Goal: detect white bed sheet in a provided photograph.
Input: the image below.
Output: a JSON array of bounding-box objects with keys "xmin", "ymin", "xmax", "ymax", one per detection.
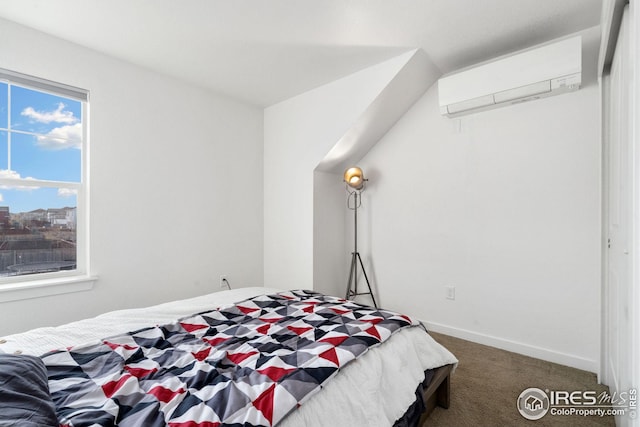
[{"xmin": 0, "ymin": 287, "xmax": 458, "ymax": 427}]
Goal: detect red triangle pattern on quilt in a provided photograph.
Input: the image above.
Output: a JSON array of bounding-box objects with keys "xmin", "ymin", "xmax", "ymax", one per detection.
[
  {"xmin": 180, "ymin": 322, "xmax": 209, "ymax": 333},
  {"xmin": 203, "ymin": 336, "xmax": 229, "ymax": 346},
  {"xmin": 319, "ymin": 347, "xmax": 339, "ymax": 366},
  {"xmin": 124, "ymin": 366, "xmax": 157, "ymax": 378},
  {"xmin": 192, "ymin": 348, "xmax": 212, "ymax": 361},
  {"xmin": 253, "ymin": 383, "xmax": 275, "ymax": 424},
  {"xmin": 237, "ymin": 305, "xmax": 260, "ymax": 314},
  {"xmin": 227, "ymin": 351, "xmax": 258, "ymax": 365},
  {"xmin": 258, "ymin": 366, "xmax": 296, "ymax": 382},
  {"xmin": 149, "ymin": 385, "xmax": 186, "ymax": 403},
  {"xmin": 101, "ymin": 374, "xmax": 133, "ymax": 398},
  {"xmin": 103, "ymin": 341, "xmax": 138, "ymax": 351},
  {"xmin": 365, "ymin": 326, "xmax": 381, "ymax": 340}
]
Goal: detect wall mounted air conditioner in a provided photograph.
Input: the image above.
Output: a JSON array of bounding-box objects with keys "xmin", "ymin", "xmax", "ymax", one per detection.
[{"xmin": 438, "ymin": 36, "xmax": 582, "ymax": 117}]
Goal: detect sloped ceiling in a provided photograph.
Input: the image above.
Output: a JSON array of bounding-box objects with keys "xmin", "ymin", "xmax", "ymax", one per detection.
[
  {"xmin": 317, "ymin": 49, "xmax": 440, "ymax": 173},
  {"xmin": 0, "ymin": 0, "xmax": 602, "ymax": 107}
]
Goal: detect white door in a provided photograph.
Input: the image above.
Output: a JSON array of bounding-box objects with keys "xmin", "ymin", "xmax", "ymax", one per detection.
[{"xmin": 603, "ymin": 6, "xmax": 634, "ymax": 424}]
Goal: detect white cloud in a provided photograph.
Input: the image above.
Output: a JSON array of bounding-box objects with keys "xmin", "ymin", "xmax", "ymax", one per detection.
[
  {"xmin": 36, "ymin": 122, "xmax": 82, "ymax": 150},
  {"xmin": 21, "ymin": 102, "xmax": 78, "ymax": 124},
  {"xmin": 0, "ymin": 169, "xmax": 32, "ymax": 180},
  {"xmin": 0, "ymin": 169, "xmax": 38, "ymax": 191},
  {"xmin": 57, "ymin": 188, "xmax": 77, "ymax": 198},
  {"xmin": 0, "ymin": 193, "xmax": 4, "ymax": 202}
]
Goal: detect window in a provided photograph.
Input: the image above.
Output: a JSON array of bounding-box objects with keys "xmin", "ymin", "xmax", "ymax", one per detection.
[{"xmin": 0, "ymin": 68, "xmax": 88, "ymax": 286}]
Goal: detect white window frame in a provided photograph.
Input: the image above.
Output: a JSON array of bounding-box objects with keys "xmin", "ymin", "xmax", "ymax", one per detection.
[{"xmin": 0, "ymin": 68, "xmax": 95, "ymax": 302}]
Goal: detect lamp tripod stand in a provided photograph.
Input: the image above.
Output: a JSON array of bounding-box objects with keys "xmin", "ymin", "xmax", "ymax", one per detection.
[{"xmin": 345, "ymin": 189, "xmax": 378, "ymax": 308}]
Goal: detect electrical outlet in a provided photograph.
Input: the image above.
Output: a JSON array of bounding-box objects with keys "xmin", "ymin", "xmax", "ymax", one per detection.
[
  {"xmin": 445, "ymin": 286, "xmax": 455, "ymax": 300},
  {"xmin": 220, "ymin": 275, "xmax": 228, "ymax": 288}
]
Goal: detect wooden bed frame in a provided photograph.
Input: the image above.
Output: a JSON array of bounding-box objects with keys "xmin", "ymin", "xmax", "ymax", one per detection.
[{"xmin": 419, "ymin": 363, "xmax": 454, "ymax": 425}]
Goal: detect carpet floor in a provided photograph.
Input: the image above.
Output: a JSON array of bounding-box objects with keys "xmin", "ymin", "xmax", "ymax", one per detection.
[{"xmin": 426, "ymin": 332, "xmax": 615, "ymax": 427}]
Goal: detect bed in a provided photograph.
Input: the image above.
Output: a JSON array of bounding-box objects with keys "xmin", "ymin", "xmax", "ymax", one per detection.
[{"xmin": 0, "ymin": 287, "xmax": 457, "ymax": 427}]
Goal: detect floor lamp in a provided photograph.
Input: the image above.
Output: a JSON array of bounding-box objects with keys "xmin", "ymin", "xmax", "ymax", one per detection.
[{"xmin": 344, "ymin": 166, "xmax": 378, "ymax": 308}]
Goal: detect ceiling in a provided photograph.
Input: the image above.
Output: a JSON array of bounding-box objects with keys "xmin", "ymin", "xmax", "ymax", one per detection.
[{"xmin": 0, "ymin": 0, "xmax": 603, "ymax": 107}]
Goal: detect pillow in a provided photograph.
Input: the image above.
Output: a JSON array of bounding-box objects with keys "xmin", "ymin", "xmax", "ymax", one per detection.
[{"xmin": 0, "ymin": 354, "xmax": 58, "ymax": 427}]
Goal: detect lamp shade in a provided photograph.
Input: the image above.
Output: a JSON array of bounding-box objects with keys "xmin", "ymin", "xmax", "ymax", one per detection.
[{"xmin": 344, "ymin": 166, "xmax": 365, "ymax": 190}]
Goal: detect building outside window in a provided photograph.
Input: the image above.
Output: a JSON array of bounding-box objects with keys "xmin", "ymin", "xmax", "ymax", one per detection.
[{"xmin": 0, "ymin": 68, "xmax": 88, "ymax": 282}]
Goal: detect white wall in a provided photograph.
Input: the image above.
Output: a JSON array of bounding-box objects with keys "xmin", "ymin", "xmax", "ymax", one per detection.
[
  {"xmin": 263, "ymin": 52, "xmax": 422, "ymax": 290},
  {"xmin": 351, "ymin": 62, "xmax": 601, "ymax": 371},
  {"xmin": 0, "ymin": 18, "xmax": 264, "ymax": 336},
  {"xmin": 313, "ymin": 170, "xmax": 347, "ymax": 298}
]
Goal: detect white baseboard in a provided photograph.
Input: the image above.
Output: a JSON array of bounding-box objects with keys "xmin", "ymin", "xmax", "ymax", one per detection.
[{"xmin": 424, "ymin": 321, "xmax": 598, "ymax": 373}]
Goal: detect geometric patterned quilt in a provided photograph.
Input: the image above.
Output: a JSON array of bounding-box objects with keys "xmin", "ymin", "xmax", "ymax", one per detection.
[{"xmin": 42, "ymin": 290, "xmax": 422, "ymax": 427}]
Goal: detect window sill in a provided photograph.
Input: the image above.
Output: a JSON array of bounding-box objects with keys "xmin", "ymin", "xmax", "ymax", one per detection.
[{"xmin": 0, "ymin": 275, "xmax": 97, "ymax": 303}]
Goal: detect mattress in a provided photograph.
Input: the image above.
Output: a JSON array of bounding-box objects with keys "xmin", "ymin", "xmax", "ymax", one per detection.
[{"xmin": 0, "ymin": 287, "xmax": 457, "ymax": 426}]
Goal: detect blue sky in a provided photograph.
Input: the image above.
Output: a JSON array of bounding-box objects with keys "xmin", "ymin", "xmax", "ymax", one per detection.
[{"xmin": 0, "ymin": 82, "xmax": 81, "ymax": 213}]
